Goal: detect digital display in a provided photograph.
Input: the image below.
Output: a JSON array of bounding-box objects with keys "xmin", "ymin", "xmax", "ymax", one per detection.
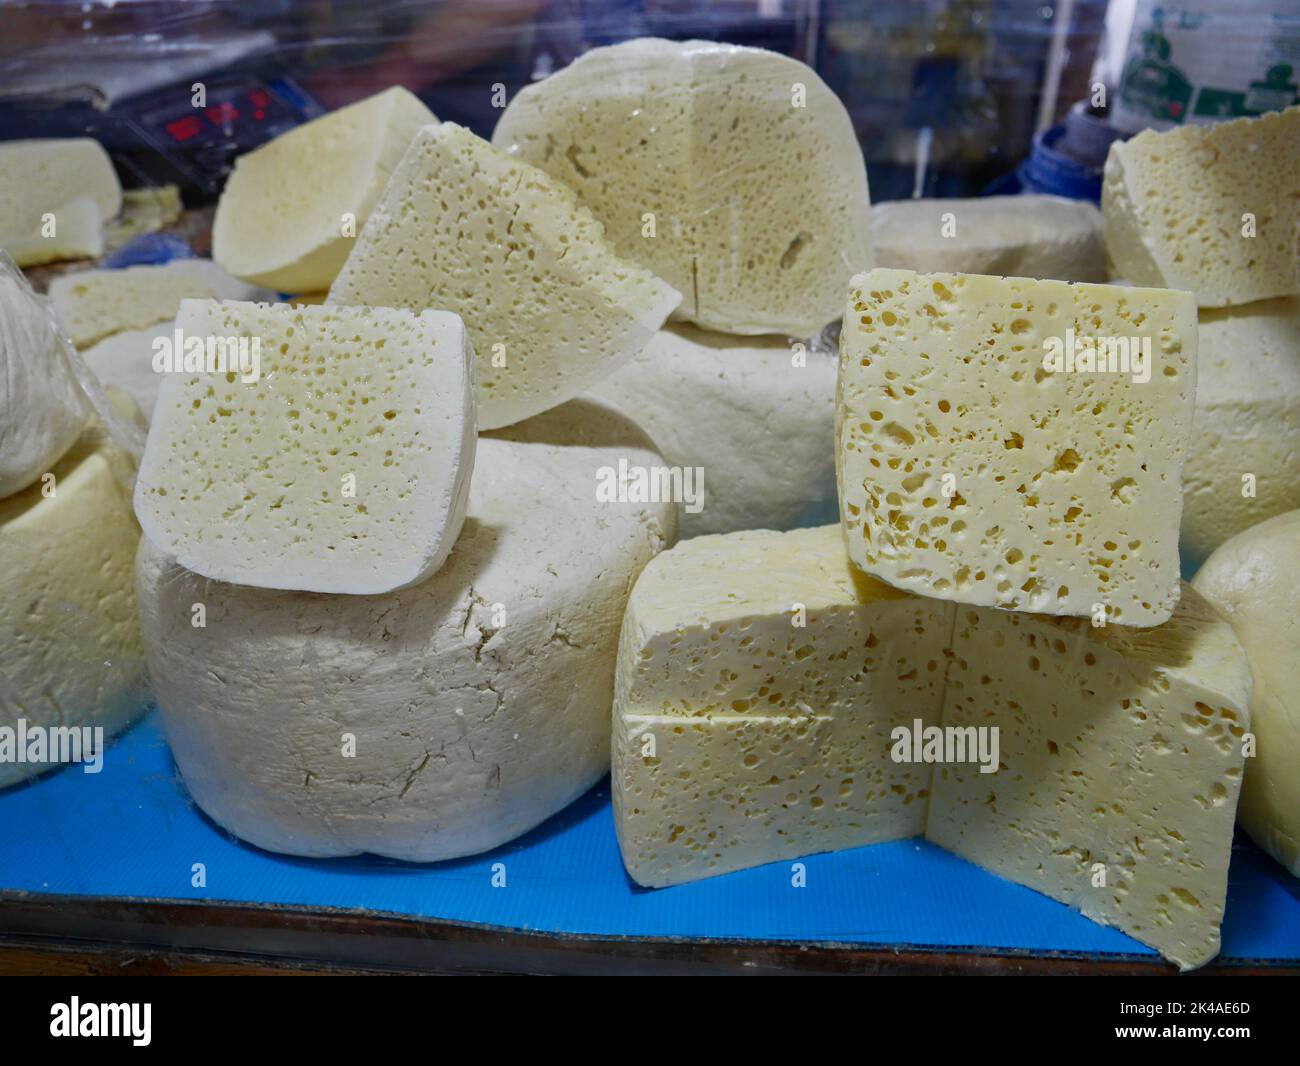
[{"xmin": 161, "ymin": 88, "xmax": 277, "ymax": 144}]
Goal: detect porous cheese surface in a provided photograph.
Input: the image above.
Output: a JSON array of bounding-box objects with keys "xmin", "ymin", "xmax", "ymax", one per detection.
[
  {"xmin": 613, "ymin": 525, "xmax": 952, "ymax": 887},
  {"xmin": 1193, "ymin": 509, "xmax": 1300, "ymax": 877},
  {"xmin": 0, "ymin": 431, "xmax": 146, "ymax": 787},
  {"xmin": 50, "ymin": 260, "xmax": 270, "ymax": 348},
  {"xmin": 871, "ymin": 195, "xmax": 1106, "ymax": 283},
  {"xmin": 492, "ymin": 38, "xmax": 870, "ymax": 337},
  {"xmin": 329, "ymin": 122, "xmax": 679, "ymax": 430},
  {"xmin": 212, "ymin": 87, "xmax": 436, "ymax": 293},
  {"xmin": 134, "ymin": 299, "xmax": 476, "ymax": 595},
  {"xmin": 586, "ymin": 323, "xmax": 837, "ymax": 537},
  {"xmin": 1102, "ymin": 106, "xmax": 1300, "ymax": 307},
  {"xmin": 929, "ymin": 585, "xmax": 1252, "ymax": 971},
  {"xmin": 838, "ymin": 267, "xmax": 1196, "ymax": 626},
  {"xmin": 1181, "ymin": 297, "xmax": 1300, "ymax": 564},
  {"xmin": 136, "ymin": 399, "xmax": 675, "ymax": 861},
  {"xmin": 0, "ymin": 139, "xmax": 120, "ymax": 262},
  {"xmin": 0, "ymin": 273, "xmax": 89, "ymax": 497},
  {"xmin": 81, "ymin": 321, "xmax": 177, "ymax": 423}
]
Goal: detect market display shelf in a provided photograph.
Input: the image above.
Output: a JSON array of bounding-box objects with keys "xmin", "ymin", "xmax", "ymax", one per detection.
[{"xmin": 1, "ymin": 713, "xmax": 1297, "ymax": 974}]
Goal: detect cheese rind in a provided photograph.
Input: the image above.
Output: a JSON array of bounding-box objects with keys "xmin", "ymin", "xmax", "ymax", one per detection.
[
  {"xmin": 613, "ymin": 525, "xmax": 951, "ymax": 887},
  {"xmin": 133, "ymin": 300, "xmax": 476, "ymax": 595},
  {"xmin": 493, "ymin": 38, "xmax": 870, "ymax": 337},
  {"xmin": 330, "ymin": 122, "xmax": 680, "ymax": 429},
  {"xmin": 586, "ymin": 323, "xmax": 837, "ymax": 536},
  {"xmin": 1181, "ymin": 298, "xmax": 1300, "ymax": 564},
  {"xmin": 871, "ymin": 196, "xmax": 1106, "ymax": 283},
  {"xmin": 136, "ymin": 399, "xmax": 675, "ymax": 861},
  {"xmin": 0, "ymin": 139, "xmax": 120, "ymax": 263},
  {"xmin": 837, "ymin": 268, "xmax": 1196, "ymax": 625},
  {"xmin": 927, "ymin": 584, "xmax": 1252, "ymax": 971},
  {"xmin": 1102, "ymin": 107, "xmax": 1300, "ymax": 307},
  {"xmin": 1193, "ymin": 509, "xmax": 1300, "ymax": 877},
  {"xmin": 213, "ymin": 88, "xmax": 437, "ymax": 293},
  {"xmin": 0, "ymin": 431, "xmax": 146, "ymax": 787}
]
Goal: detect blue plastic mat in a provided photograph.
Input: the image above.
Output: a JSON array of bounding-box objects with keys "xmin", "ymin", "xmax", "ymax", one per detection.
[{"xmin": 2, "ymin": 712, "xmax": 1298, "ymax": 963}]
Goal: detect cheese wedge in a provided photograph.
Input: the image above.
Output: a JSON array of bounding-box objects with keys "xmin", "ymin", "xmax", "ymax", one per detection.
[
  {"xmin": 0, "ymin": 139, "xmax": 120, "ymax": 263},
  {"xmin": 493, "ymin": 38, "xmax": 870, "ymax": 337},
  {"xmin": 136, "ymin": 399, "xmax": 676, "ymax": 861},
  {"xmin": 1194, "ymin": 509, "xmax": 1300, "ymax": 878},
  {"xmin": 837, "ymin": 268, "xmax": 1196, "ymax": 626},
  {"xmin": 1102, "ymin": 106, "xmax": 1300, "ymax": 307},
  {"xmin": 330, "ymin": 122, "xmax": 680, "ymax": 429},
  {"xmin": 133, "ymin": 300, "xmax": 476, "ymax": 595},
  {"xmin": 213, "ymin": 87, "xmax": 437, "ymax": 292},
  {"xmin": 2, "ymin": 198, "xmax": 103, "ymax": 267}
]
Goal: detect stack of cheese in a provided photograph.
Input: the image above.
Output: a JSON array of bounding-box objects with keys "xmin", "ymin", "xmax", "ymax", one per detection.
[{"xmin": 0, "ymin": 258, "xmax": 147, "ymax": 787}]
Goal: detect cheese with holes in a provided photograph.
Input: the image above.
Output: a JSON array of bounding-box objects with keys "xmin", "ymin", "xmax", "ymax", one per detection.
[
  {"xmin": 1102, "ymin": 107, "xmax": 1300, "ymax": 307},
  {"xmin": 871, "ymin": 196, "xmax": 1106, "ymax": 283},
  {"xmin": 612, "ymin": 525, "xmax": 950, "ymax": 887},
  {"xmin": 0, "ymin": 140, "xmax": 120, "ymax": 265},
  {"xmin": 1181, "ymin": 298, "xmax": 1300, "ymax": 564},
  {"xmin": 1193, "ymin": 509, "xmax": 1300, "ymax": 878},
  {"xmin": 133, "ymin": 300, "xmax": 476, "ymax": 595},
  {"xmin": 51, "ymin": 260, "xmax": 269, "ymax": 348},
  {"xmin": 837, "ymin": 268, "xmax": 1196, "ymax": 626},
  {"xmin": 136, "ymin": 399, "xmax": 675, "ymax": 860},
  {"xmin": 81, "ymin": 321, "xmax": 176, "ymax": 423},
  {"xmin": 213, "ymin": 88, "xmax": 437, "ymax": 293},
  {"xmin": 0, "ymin": 272, "xmax": 90, "ymax": 497},
  {"xmin": 0, "ymin": 430, "xmax": 146, "ymax": 787},
  {"xmin": 586, "ymin": 323, "xmax": 837, "ymax": 536},
  {"xmin": 929, "ymin": 585, "xmax": 1252, "ymax": 971},
  {"xmin": 330, "ymin": 122, "xmax": 679, "ymax": 430},
  {"xmin": 492, "ymin": 38, "xmax": 870, "ymax": 337}
]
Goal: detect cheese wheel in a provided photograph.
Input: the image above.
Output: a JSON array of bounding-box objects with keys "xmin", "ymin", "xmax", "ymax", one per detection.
[
  {"xmin": 0, "ymin": 430, "xmax": 146, "ymax": 787},
  {"xmin": 136, "ymin": 399, "xmax": 676, "ymax": 861},
  {"xmin": 1193, "ymin": 509, "xmax": 1300, "ymax": 877}
]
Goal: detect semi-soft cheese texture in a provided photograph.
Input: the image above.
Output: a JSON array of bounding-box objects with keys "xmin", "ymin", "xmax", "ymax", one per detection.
[
  {"xmin": 50, "ymin": 260, "xmax": 270, "ymax": 348},
  {"xmin": 1181, "ymin": 297, "xmax": 1300, "ymax": 564},
  {"xmin": 613, "ymin": 525, "xmax": 950, "ymax": 887},
  {"xmin": 0, "ymin": 272, "xmax": 89, "ymax": 497},
  {"xmin": 0, "ymin": 139, "xmax": 120, "ymax": 265},
  {"xmin": 586, "ymin": 323, "xmax": 837, "ymax": 536},
  {"xmin": 492, "ymin": 38, "xmax": 870, "ymax": 337},
  {"xmin": 1, "ymin": 198, "xmax": 104, "ymax": 267},
  {"xmin": 1102, "ymin": 106, "xmax": 1300, "ymax": 307},
  {"xmin": 213, "ymin": 87, "xmax": 436, "ymax": 293},
  {"xmin": 136, "ymin": 399, "xmax": 675, "ymax": 861},
  {"xmin": 871, "ymin": 195, "xmax": 1106, "ymax": 283},
  {"xmin": 330, "ymin": 122, "xmax": 680, "ymax": 430},
  {"xmin": 134, "ymin": 300, "xmax": 476, "ymax": 595},
  {"xmin": 80, "ymin": 321, "xmax": 176, "ymax": 423},
  {"xmin": 0, "ymin": 429, "xmax": 147, "ymax": 788},
  {"xmin": 838, "ymin": 268, "xmax": 1196, "ymax": 625},
  {"xmin": 1193, "ymin": 509, "xmax": 1300, "ymax": 877},
  {"xmin": 929, "ymin": 585, "xmax": 1252, "ymax": 971}
]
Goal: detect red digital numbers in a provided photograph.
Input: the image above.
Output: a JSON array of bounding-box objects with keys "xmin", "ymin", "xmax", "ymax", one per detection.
[{"xmin": 165, "ymin": 114, "xmax": 203, "ymax": 142}]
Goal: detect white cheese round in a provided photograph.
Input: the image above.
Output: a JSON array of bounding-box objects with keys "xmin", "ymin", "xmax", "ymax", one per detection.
[{"xmin": 136, "ymin": 399, "xmax": 676, "ymax": 861}]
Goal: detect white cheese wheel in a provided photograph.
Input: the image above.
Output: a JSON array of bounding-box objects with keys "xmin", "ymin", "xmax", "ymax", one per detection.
[
  {"xmin": 0, "ymin": 139, "xmax": 120, "ymax": 263},
  {"xmin": 213, "ymin": 88, "xmax": 437, "ymax": 293},
  {"xmin": 586, "ymin": 322, "xmax": 837, "ymax": 536},
  {"xmin": 1181, "ymin": 297, "xmax": 1300, "ymax": 564},
  {"xmin": 0, "ymin": 430, "xmax": 146, "ymax": 788},
  {"xmin": 492, "ymin": 38, "xmax": 870, "ymax": 337},
  {"xmin": 1193, "ymin": 509, "xmax": 1300, "ymax": 878},
  {"xmin": 870, "ymin": 195, "xmax": 1106, "ymax": 282},
  {"xmin": 136, "ymin": 399, "xmax": 676, "ymax": 861}
]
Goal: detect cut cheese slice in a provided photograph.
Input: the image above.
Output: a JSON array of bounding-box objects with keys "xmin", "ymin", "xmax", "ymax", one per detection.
[
  {"xmin": 0, "ymin": 139, "xmax": 120, "ymax": 263},
  {"xmin": 2, "ymin": 198, "xmax": 103, "ymax": 267},
  {"xmin": 928, "ymin": 584, "xmax": 1252, "ymax": 971},
  {"xmin": 50, "ymin": 260, "xmax": 270, "ymax": 348},
  {"xmin": 0, "ymin": 430, "xmax": 146, "ymax": 787},
  {"xmin": 586, "ymin": 323, "xmax": 837, "ymax": 536},
  {"xmin": 493, "ymin": 38, "xmax": 870, "ymax": 337},
  {"xmin": 838, "ymin": 268, "xmax": 1196, "ymax": 626},
  {"xmin": 1181, "ymin": 297, "xmax": 1300, "ymax": 564},
  {"xmin": 330, "ymin": 122, "xmax": 680, "ymax": 430},
  {"xmin": 80, "ymin": 321, "xmax": 176, "ymax": 423},
  {"xmin": 136, "ymin": 398, "xmax": 676, "ymax": 861},
  {"xmin": 613, "ymin": 525, "xmax": 951, "ymax": 887},
  {"xmin": 133, "ymin": 300, "xmax": 476, "ymax": 595},
  {"xmin": 213, "ymin": 87, "xmax": 437, "ymax": 292},
  {"xmin": 1193, "ymin": 509, "xmax": 1300, "ymax": 878},
  {"xmin": 1102, "ymin": 106, "xmax": 1300, "ymax": 307},
  {"xmin": 871, "ymin": 195, "xmax": 1106, "ymax": 283}
]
